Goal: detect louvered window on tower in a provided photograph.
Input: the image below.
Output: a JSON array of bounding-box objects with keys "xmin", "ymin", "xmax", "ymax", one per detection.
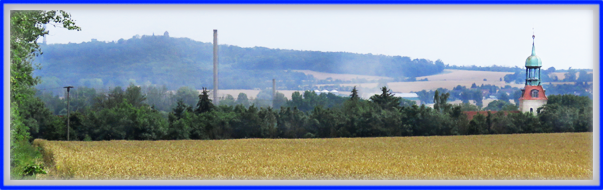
[{"xmin": 531, "ymin": 89, "xmax": 539, "ymax": 98}]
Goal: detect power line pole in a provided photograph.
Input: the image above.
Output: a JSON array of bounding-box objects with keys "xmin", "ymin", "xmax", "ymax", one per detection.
[{"xmin": 64, "ymin": 86, "xmax": 74, "ymax": 141}]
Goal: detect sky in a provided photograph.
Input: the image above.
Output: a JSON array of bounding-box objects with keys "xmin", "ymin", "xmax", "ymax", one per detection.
[{"xmin": 21, "ymin": 4, "xmax": 596, "ymax": 70}]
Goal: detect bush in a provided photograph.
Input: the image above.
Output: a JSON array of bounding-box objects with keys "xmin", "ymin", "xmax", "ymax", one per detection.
[{"xmin": 11, "ymin": 139, "xmax": 44, "ymax": 179}]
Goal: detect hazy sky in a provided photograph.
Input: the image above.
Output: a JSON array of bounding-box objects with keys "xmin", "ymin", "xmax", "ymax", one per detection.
[{"xmin": 19, "ymin": 4, "xmax": 596, "ymax": 70}]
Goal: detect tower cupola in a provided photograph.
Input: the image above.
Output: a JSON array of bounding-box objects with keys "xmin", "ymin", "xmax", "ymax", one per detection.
[{"xmin": 524, "ymin": 34, "xmax": 542, "ymax": 86}]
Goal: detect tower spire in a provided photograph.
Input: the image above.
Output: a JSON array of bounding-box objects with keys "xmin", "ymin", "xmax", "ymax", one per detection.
[{"xmin": 531, "ymin": 31, "xmax": 536, "ymax": 56}]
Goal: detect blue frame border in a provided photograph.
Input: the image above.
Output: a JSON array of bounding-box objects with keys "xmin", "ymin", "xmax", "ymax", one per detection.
[{"xmin": 2, "ymin": 0, "xmax": 601, "ymax": 189}]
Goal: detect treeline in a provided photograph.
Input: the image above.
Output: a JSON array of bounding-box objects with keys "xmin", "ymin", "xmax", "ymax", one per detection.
[
  {"xmin": 34, "ymin": 35, "xmax": 445, "ymax": 92},
  {"xmin": 25, "ymin": 84, "xmax": 592, "ymax": 141},
  {"xmin": 413, "ymin": 84, "xmax": 521, "ymax": 108},
  {"xmin": 504, "ymin": 67, "xmax": 593, "ymax": 84}
]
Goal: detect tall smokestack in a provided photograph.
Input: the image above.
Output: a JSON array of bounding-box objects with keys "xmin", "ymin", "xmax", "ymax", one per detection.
[
  {"xmin": 213, "ymin": 29, "xmax": 218, "ymax": 105},
  {"xmin": 272, "ymin": 79, "xmax": 276, "ymax": 107}
]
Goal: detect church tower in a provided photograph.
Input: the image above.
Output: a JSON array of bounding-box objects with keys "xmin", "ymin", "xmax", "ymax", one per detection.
[{"xmin": 519, "ymin": 34, "xmax": 547, "ymax": 114}]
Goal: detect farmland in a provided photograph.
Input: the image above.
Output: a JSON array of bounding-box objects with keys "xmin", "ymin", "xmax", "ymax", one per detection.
[
  {"xmin": 211, "ymin": 69, "xmax": 525, "ymax": 101},
  {"xmin": 34, "ymin": 132, "xmax": 592, "ymax": 180},
  {"xmin": 550, "ymin": 71, "xmax": 593, "ymax": 81},
  {"xmin": 292, "ymin": 70, "xmax": 393, "ymax": 81},
  {"xmin": 207, "ymin": 70, "xmax": 589, "ymax": 101}
]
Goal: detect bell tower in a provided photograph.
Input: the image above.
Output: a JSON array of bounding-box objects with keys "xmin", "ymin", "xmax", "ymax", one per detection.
[{"xmin": 519, "ymin": 33, "xmax": 547, "ymax": 114}]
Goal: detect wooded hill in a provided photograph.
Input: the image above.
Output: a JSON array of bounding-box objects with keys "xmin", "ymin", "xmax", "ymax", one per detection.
[{"xmin": 34, "ymin": 34, "xmax": 445, "ymax": 93}]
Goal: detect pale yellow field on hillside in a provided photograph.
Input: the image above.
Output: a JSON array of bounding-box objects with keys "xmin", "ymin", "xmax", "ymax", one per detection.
[
  {"xmin": 320, "ymin": 81, "xmax": 524, "ymax": 96},
  {"xmin": 34, "ymin": 132, "xmax": 592, "ymax": 180},
  {"xmin": 416, "ymin": 69, "xmax": 513, "ymax": 82},
  {"xmin": 203, "ymin": 69, "xmax": 588, "ymax": 105},
  {"xmin": 550, "ymin": 71, "xmax": 593, "ymax": 81},
  {"xmin": 313, "ymin": 69, "xmax": 524, "ymax": 95},
  {"xmin": 292, "ymin": 70, "xmax": 393, "ymax": 81}
]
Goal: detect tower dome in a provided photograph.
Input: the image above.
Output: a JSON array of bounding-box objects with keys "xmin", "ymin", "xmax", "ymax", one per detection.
[{"xmin": 525, "ymin": 35, "xmax": 542, "ymax": 67}]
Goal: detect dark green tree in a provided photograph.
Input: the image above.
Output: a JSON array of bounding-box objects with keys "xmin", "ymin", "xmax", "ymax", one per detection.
[
  {"xmin": 350, "ymin": 86, "xmax": 360, "ymax": 101},
  {"xmin": 195, "ymin": 87, "xmax": 214, "ymax": 114},
  {"xmin": 369, "ymin": 86, "xmax": 401, "ymax": 110},
  {"xmin": 433, "ymin": 90, "xmax": 451, "ymax": 113}
]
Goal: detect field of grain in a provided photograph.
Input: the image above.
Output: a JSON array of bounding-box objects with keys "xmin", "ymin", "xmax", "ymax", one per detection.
[
  {"xmin": 206, "ymin": 70, "xmax": 591, "ymax": 102},
  {"xmin": 416, "ymin": 69, "xmax": 513, "ymax": 82},
  {"xmin": 321, "ymin": 81, "xmax": 524, "ymax": 98},
  {"xmin": 550, "ymin": 71, "xmax": 593, "ymax": 81},
  {"xmin": 33, "ymin": 132, "xmax": 592, "ymax": 180}
]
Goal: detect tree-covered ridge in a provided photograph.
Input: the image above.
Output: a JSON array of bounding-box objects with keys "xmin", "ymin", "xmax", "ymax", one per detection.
[{"xmin": 34, "ymin": 35, "xmax": 445, "ymax": 91}]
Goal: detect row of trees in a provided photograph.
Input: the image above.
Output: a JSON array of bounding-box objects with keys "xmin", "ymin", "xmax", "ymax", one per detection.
[
  {"xmin": 26, "ymin": 83, "xmax": 593, "ymax": 142},
  {"xmin": 504, "ymin": 67, "xmax": 593, "ymax": 84}
]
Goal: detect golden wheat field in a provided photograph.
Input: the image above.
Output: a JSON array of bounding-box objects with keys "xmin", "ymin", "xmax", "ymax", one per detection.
[{"xmin": 33, "ymin": 132, "xmax": 592, "ymax": 180}]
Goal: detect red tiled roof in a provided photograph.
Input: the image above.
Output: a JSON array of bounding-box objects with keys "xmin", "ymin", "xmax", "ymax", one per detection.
[{"xmin": 520, "ymin": 85, "xmax": 548, "ymax": 101}]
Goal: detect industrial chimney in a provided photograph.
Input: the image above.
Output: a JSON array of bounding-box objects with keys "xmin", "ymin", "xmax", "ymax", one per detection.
[
  {"xmin": 213, "ymin": 29, "xmax": 219, "ymax": 105},
  {"xmin": 272, "ymin": 79, "xmax": 276, "ymax": 107}
]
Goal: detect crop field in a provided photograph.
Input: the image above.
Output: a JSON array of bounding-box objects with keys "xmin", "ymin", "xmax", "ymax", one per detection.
[
  {"xmin": 314, "ymin": 69, "xmax": 524, "ymax": 95},
  {"xmin": 416, "ymin": 69, "xmax": 513, "ymax": 82},
  {"xmin": 320, "ymin": 81, "xmax": 524, "ymax": 97},
  {"xmin": 292, "ymin": 70, "xmax": 393, "ymax": 81},
  {"xmin": 550, "ymin": 71, "xmax": 593, "ymax": 81},
  {"xmin": 33, "ymin": 132, "xmax": 592, "ymax": 180}
]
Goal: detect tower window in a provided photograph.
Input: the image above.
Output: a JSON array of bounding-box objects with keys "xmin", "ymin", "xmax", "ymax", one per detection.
[
  {"xmin": 531, "ymin": 89, "xmax": 539, "ymax": 98},
  {"xmin": 530, "ymin": 108, "xmax": 533, "ymax": 113}
]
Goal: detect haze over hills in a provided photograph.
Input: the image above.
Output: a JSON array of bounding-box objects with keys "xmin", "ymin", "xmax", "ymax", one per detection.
[{"xmin": 34, "ymin": 34, "xmax": 446, "ymax": 94}]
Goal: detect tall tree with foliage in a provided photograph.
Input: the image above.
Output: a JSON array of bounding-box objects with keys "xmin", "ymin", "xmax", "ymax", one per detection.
[
  {"xmin": 370, "ymin": 86, "xmax": 401, "ymax": 110},
  {"xmin": 350, "ymin": 86, "xmax": 360, "ymax": 101},
  {"xmin": 195, "ymin": 87, "xmax": 214, "ymax": 114},
  {"xmin": 10, "ymin": 10, "xmax": 80, "ymax": 178},
  {"xmin": 433, "ymin": 90, "xmax": 451, "ymax": 113}
]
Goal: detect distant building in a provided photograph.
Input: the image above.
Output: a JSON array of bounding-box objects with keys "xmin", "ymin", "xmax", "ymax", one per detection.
[
  {"xmin": 481, "ymin": 89, "xmax": 489, "ymax": 97},
  {"xmin": 519, "ymin": 34, "xmax": 547, "ymax": 115},
  {"xmin": 464, "ymin": 33, "xmax": 545, "ymax": 120},
  {"xmin": 164, "ymin": 31, "xmax": 169, "ymax": 37}
]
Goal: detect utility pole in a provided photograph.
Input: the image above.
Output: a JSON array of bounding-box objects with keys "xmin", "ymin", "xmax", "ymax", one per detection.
[{"xmin": 64, "ymin": 86, "xmax": 74, "ymax": 141}]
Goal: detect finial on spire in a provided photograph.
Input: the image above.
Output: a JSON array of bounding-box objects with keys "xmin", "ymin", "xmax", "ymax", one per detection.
[{"xmin": 531, "ymin": 29, "xmax": 536, "ymax": 56}]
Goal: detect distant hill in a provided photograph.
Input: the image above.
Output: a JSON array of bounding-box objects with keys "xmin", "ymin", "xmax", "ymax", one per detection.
[{"xmin": 34, "ymin": 35, "xmax": 445, "ymax": 92}]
